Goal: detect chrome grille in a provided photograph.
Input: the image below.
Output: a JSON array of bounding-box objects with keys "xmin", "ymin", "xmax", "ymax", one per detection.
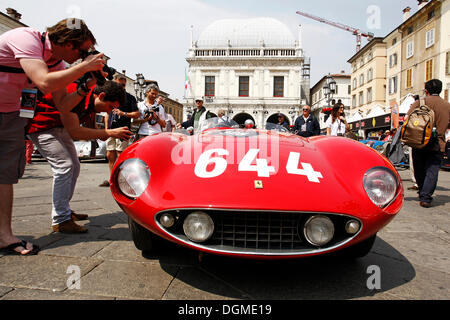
[
  {"xmin": 210, "ymin": 211, "xmax": 303, "ymax": 250},
  {"xmin": 155, "ymin": 209, "xmax": 362, "ymax": 255}
]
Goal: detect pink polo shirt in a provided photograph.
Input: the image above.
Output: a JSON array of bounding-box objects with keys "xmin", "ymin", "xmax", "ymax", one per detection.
[{"xmin": 0, "ymin": 27, "xmax": 66, "ymax": 112}]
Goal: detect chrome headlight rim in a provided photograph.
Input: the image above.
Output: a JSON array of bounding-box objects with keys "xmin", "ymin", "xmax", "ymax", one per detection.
[
  {"xmin": 182, "ymin": 211, "xmax": 215, "ymax": 243},
  {"xmin": 303, "ymin": 215, "xmax": 335, "ymax": 247},
  {"xmin": 116, "ymin": 158, "xmax": 150, "ymax": 200},
  {"xmin": 363, "ymin": 166, "xmax": 398, "ymax": 208}
]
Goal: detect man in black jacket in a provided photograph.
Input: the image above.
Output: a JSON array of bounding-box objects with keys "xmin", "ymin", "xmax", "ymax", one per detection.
[{"xmin": 293, "ymin": 105, "xmax": 320, "ymax": 137}]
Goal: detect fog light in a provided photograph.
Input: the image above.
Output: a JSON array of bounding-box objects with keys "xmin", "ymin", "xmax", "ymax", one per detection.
[
  {"xmin": 183, "ymin": 211, "xmax": 214, "ymax": 243},
  {"xmin": 303, "ymin": 215, "xmax": 334, "ymax": 247},
  {"xmin": 345, "ymin": 220, "xmax": 360, "ymax": 234},
  {"xmin": 160, "ymin": 213, "xmax": 175, "ymax": 228}
]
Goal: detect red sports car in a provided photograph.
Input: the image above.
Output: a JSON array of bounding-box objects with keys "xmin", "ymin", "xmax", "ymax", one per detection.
[{"xmin": 110, "ymin": 118, "xmax": 403, "ymax": 259}]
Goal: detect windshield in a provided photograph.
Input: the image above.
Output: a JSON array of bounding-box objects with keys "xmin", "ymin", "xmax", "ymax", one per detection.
[
  {"xmin": 174, "ymin": 128, "xmax": 191, "ymax": 135},
  {"xmin": 265, "ymin": 122, "xmax": 289, "ymax": 133},
  {"xmin": 198, "ymin": 117, "xmax": 239, "ymax": 132}
]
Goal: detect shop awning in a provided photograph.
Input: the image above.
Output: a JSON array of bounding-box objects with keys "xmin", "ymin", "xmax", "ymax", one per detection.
[
  {"xmin": 347, "ymin": 112, "xmax": 362, "ymax": 123},
  {"xmin": 399, "ymin": 95, "xmax": 416, "ymax": 114},
  {"xmin": 365, "ymin": 105, "xmax": 387, "ymax": 118}
]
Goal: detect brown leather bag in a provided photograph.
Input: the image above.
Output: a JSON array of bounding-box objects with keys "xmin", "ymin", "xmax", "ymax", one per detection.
[{"xmin": 400, "ymin": 99, "xmax": 435, "ymax": 149}]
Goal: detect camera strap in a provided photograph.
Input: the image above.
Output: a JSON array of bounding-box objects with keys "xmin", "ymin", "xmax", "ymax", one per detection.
[{"xmin": 0, "ymin": 32, "xmax": 62, "ymax": 74}]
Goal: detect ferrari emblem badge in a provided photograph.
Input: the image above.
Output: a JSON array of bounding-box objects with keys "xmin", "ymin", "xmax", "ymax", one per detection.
[{"xmin": 254, "ymin": 180, "xmax": 263, "ymax": 189}]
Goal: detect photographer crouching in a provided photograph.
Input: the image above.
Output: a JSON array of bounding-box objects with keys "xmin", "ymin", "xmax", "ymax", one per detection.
[
  {"xmin": 27, "ymin": 80, "xmax": 131, "ymax": 234},
  {"xmin": 134, "ymin": 84, "xmax": 166, "ymax": 140}
]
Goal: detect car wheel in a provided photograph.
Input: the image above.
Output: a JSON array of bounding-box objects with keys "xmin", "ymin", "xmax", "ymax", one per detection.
[
  {"xmin": 339, "ymin": 234, "xmax": 377, "ymax": 259},
  {"xmin": 128, "ymin": 217, "xmax": 156, "ymax": 253}
]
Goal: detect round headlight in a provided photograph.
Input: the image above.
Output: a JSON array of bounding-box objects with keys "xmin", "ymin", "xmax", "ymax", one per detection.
[
  {"xmin": 183, "ymin": 211, "xmax": 214, "ymax": 243},
  {"xmin": 303, "ymin": 215, "xmax": 335, "ymax": 247},
  {"xmin": 117, "ymin": 159, "xmax": 150, "ymax": 199},
  {"xmin": 363, "ymin": 167, "xmax": 397, "ymax": 207}
]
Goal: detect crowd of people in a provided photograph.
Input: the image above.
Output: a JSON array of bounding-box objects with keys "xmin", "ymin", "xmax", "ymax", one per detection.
[{"xmin": 0, "ymin": 18, "xmax": 448, "ymax": 257}]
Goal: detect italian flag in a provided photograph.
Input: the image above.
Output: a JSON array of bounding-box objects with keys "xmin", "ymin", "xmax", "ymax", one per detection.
[{"xmin": 184, "ymin": 69, "xmax": 188, "ymax": 91}]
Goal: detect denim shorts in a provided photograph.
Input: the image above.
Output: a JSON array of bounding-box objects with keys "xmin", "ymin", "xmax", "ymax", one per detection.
[{"xmin": 0, "ymin": 111, "xmax": 27, "ymax": 184}]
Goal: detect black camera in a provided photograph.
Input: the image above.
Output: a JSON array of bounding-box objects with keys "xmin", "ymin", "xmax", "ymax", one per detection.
[
  {"xmin": 79, "ymin": 50, "xmax": 116, "ymax": 86},
  {"xmin": 144, "ymin": 105, "xmax": 160, "ymax": 125}
]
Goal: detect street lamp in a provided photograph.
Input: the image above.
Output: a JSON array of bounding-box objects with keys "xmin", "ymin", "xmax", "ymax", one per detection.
[
  {"xmin": 329, "ymin": 78, "xmax": 337, "ymax": 94},
  {"xmin": 323, "ymin": 84, "xmax": 330, "ymax": 97},
  {"xmin": 134, "ymin": 73, "xmax": 146, "ymax": 102},
  {"xmin": 323, "ymin": 74, "xmax": 336, "ymax": 106}
]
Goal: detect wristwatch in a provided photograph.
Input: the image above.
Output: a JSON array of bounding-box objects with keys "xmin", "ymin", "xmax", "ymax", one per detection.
[
  {"xmin": 76, "ymin": 86, "xmax": 88, "ymax": 97},
  {"xmin": 77, "ymin": 83, "xmax": 90, "ymax": 96}
]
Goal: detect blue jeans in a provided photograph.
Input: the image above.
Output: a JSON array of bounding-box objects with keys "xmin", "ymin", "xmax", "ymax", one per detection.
[{"xmin": 30, "ymin": 128, "xmax": 80, "ymax": 225}]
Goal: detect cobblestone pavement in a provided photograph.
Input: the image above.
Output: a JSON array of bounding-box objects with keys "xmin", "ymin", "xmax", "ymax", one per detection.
[{"xmin": 0, "ymin": 158, "xmax": 449, "ymax": 300}]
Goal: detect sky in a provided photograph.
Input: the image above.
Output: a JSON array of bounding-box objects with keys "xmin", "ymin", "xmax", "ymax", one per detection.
[{"xmin": 1, "ymin": 0, "xmax": 421, "ymax": 101}]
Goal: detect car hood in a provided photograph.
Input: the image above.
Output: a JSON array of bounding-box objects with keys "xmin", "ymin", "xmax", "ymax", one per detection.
[{"xmin": 115, "ymin": 129, "xmax": 401, "ymax": 219}]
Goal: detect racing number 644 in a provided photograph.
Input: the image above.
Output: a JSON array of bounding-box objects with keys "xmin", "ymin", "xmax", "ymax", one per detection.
[{"xmin": 195, "ymin": 149, "xmax": 323, "ymax": 183}]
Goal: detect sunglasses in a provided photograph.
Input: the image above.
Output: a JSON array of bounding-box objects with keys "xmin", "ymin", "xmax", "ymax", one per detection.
[{"xmin": 302, "ymin": 109, "xmax": 310, "ymax": 111}]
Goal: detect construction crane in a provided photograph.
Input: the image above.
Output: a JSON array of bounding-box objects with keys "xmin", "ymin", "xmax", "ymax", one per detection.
[{"xmin": 296, "ymin": 11, "xmax": 374, "ymax": 52}]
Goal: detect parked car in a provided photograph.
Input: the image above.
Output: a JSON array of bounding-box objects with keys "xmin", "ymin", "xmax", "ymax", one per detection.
[
  {"xmin": 110, "ymin": 118, "xmax": 404, "ymax": 260},
  {"xmin": 360, "ymin": 136, "xmax": 409, "ymax": 168},
  {"xmin": 74, "ymin": 139, "xmax": 107, "ymax": 161},
  {"xmin": 360, "ymin": 137, "xmax": 385, "ymax": 152}
]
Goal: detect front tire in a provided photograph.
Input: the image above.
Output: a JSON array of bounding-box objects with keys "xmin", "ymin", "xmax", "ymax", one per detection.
[
  {"xmin": 128, "ymin": 217, "xmax": 156, "ymax": 253},
  {"xmin": 339, "ymin": 234, "xmax": 376, "ymax": 258}
]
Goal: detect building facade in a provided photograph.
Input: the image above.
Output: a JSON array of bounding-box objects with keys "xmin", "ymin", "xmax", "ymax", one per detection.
[
  {"xmin": 348, "ymin": 38, "xmax": 387, "ymax": 119},
  {"xmin": 310, "ymin": 73, "xmax": 351, "ymax": 128},
  {"xmin": 346, "ymin": 0, "xmax": 450, "ymax": 137},
  {"xmin": 439, "ymin": 0, "xmax": 450, "ymax": 101},
  {"xmin": 400, "ymin": 0, "xmax": 445, "ymax": 99},
  {"xmin": 185, "ymin": 18, "xmax": 309, "ymax": 128},
  {"xmin": 384, "ymin": 28, "xmax": 403, "ymax": 114}
]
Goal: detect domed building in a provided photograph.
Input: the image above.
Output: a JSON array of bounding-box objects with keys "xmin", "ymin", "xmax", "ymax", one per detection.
[{"xmin": 185, "ymin": 17, "xmax": 310, "ymax": 128}]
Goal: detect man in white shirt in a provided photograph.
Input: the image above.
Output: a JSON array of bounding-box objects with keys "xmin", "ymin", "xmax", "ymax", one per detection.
[{"xmin": 135, "ymin": 84, "xmax": 166, "ymax": 139}]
